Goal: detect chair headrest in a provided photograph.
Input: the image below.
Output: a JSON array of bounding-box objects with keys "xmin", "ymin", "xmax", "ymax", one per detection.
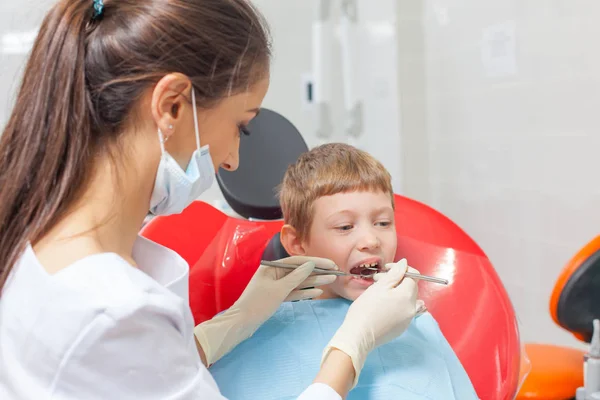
[
  {"xmin": 552, "ymin": 236, "xmax": 600, "ymax": 342},
  {"xmin": 216, "ymin": 108, "xmax": 308, "ymax": 220}
]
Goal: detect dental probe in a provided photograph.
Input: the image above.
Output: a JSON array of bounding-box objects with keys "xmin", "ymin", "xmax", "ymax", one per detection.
[{"xmin": 260, "ymin": 260, "xmax": 449, "ymax": 285}]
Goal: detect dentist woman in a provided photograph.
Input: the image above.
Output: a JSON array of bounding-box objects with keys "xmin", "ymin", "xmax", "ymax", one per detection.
[{"xmin": 0, "ymin": 0, "xmax": 419, "ymax": 399}]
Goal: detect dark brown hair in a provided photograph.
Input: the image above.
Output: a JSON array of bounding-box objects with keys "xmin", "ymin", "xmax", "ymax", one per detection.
[
  {"xmin": 0, "ymin": 0, "xmax": 271, "ymax": 291},
  {"xmin": 278, "ymin": 143, "xmax": 394, "ymax": 242}
]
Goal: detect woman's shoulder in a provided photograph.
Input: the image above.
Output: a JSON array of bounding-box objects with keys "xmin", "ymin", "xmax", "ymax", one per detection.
[
  {"xmin": 0, "ymin": 244, "xmax": 197, "ymax": 399},
  {"xmin": 2, "ymin": 244, "xmax": 190, "ymax": 341},
  {"xmin": 1, "ymin": 258, "xmax": 206, "ymax": 400}
]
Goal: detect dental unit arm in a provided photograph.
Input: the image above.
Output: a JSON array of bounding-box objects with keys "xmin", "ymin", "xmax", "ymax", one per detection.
[
  {"xmin": 517, "ymin": 235, "xmax": 600, "ymax": 400},
  {"xmin": 339, "ymin": 0, "xmax": 363, "ymax": 142},
  {"xmin": 311, "ymin": 0, "xmax": 362, "ymax": 144},
  {"xmin": 576, "ymin": 320, "xmax": 600, "ymax": 400},
  {"xmin": 312, "ymin": 0, "xmax": 333, "ymax": 143}
]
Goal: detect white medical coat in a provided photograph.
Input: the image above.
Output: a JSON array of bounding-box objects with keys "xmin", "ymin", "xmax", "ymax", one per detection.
[{"xmin": 0, "ymin": 236, "xmax": 340, "ymax": 400}]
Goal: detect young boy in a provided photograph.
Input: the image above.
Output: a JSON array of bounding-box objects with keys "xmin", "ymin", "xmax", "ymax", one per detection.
[
  {"xmin": 278, "ymin": 142, "xmax": 413, "ymax": 303},
  {"xmin": 210, "ymin": 143, "xmax": 477, "ymax": 400}
]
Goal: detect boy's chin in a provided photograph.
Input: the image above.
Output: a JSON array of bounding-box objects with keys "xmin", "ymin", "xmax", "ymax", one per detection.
[
  {"xmin": 338, "ymin": 286, "xmax": 369, "ymax": 301},
  {"xmin": 331, "ymin": 277, "xmax": 376, "ymax": 301}
]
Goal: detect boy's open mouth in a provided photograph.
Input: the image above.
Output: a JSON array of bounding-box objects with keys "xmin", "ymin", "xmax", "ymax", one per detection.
[{"xmin": 349, "ymin": 261, "xmax": 382, "ymax": 279}]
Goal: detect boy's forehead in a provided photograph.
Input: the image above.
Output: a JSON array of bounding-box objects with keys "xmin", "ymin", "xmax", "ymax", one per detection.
[{"xmin": 313, "ymin": 190, "xmax": 394, "ymax": 216}]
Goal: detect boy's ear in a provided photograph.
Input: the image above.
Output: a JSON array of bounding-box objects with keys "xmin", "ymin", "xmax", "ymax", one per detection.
[{"xmin": 280, "ymin": 224, "xmax": 307, "ymax": 256}]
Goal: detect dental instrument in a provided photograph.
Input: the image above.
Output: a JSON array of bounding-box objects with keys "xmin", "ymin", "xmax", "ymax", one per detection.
[{"xmin": 261, "ymin": 260, "xmax": 449, "ymax": 285}]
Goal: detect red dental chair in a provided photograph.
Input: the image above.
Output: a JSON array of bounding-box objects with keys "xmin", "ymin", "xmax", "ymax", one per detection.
[
  {"xmin": 140, "ymin": 195, "xmax": 523, "ymax": 400},
  {"xmin": 139, "ymin": 109, "xmax": 523, "ymax": 399}
]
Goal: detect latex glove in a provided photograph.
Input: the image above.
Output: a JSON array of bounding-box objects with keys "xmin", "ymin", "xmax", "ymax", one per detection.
[
  {"xmin": 265, "ymin": 256, "xmax": 340, "ymax": 302},
  {"xmin": 382, "ymin": 262, "xmax": 427, "ymax": 316},
  {"xmin": 415, "ymin": 299, "xmax": 427, "ymax": 316},
  {"xmin": 321, "ymin": 259, "xmax": 418, "ymax": 388},
  {"xmin": 195, "ymin": 256, "xmax": 338, "ymax": 366}
]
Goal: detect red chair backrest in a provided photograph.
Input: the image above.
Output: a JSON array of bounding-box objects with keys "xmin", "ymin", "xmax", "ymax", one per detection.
[{"xmin": 140, "ymin": 194, "xmax": 521, "ymax": 400}]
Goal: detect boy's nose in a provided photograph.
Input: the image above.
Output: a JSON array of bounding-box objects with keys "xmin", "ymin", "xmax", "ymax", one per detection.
[{"xmin": 358, "ymin": 231, "xmax": 381, "ymax": 250}]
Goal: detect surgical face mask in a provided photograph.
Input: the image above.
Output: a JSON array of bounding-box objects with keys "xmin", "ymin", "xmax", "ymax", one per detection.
[{"xmin": 149, "ymin": 89, "xmax": 215, "ymax": 216}]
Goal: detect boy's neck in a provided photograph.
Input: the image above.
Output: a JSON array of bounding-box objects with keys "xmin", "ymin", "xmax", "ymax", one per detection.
[{"xmin": 315, "ymin": 286, "xmax": 341, "ymax": 300}]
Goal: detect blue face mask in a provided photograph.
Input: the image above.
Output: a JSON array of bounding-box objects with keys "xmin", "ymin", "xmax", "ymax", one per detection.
[{"xmin": 149, "ymin": 89, "xmax": 215, "ymax": 216}]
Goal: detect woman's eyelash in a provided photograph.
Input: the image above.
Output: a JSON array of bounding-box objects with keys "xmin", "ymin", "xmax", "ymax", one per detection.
[{"xmin": 239, "ymin": 125, "xmax": 250, "ymax": 136}]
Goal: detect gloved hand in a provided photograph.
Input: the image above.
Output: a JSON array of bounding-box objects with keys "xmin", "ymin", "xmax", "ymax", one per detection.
[
  {"xmin": 321, "ymin": 259, "xmax": 418, "ymax": 387},
  {"xmin": 382, "ymin": 262, "xmax": 427, "ymax": 316},
  {"xmin": 195, "ymin": 256, "xmax": 338, "ymax": 366},
  {"xmin": 415, "ymin": 299, "xmax": 427, "ymax": 316}
]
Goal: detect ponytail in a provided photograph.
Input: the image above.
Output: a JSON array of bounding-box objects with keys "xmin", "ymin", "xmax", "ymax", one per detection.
[{"xmin": 0, "ymin": 0, "xmax": 94, "ymax": 290}]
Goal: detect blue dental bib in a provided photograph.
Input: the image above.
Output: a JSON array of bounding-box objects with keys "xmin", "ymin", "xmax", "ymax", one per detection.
[{"xmin": 210, "ymin": 298, "xmax": 477, "ymax": 400}]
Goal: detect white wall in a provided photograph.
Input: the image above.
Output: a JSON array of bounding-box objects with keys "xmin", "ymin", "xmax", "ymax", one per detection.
[
  {"xmin": 397, "ymin": 0, "xmax": 600, "ymax": 349},
  {"xmin": 0, "ymin": 0, "xmax": 53, "ymax": 127}
]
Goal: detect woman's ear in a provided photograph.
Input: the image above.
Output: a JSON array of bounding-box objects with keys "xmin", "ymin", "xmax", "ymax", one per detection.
[
  {"xmin": 280, "ymin": 225, "xmax": 306, "ymax": 256},
  {"xmin": 150, "ymin": 73, "xmax": 192, "ymax": 138}
]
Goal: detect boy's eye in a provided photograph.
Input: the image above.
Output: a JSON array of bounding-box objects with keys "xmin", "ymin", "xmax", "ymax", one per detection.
[
  {"xmin": 376, "ymin": 221, "xmax": 392, "ymax": 227},
  {"xmin": 336, "ymin": 225, "xmax": 353, "ymax": 231}
]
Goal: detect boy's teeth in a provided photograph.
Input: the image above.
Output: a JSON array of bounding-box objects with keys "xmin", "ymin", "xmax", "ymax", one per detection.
[
  {"xmin": 358, "ymin": 262, "xmax": 379, "ymax": 268},
  {"xmin": 359, "ymin": 262, "xmax": 379, "ymax": 268}
]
